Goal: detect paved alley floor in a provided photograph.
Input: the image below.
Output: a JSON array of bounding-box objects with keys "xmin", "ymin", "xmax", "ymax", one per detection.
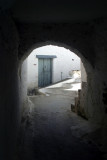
[{"xmin": 17, "ymin": 80, "xmax": 103, "ymax": 160}]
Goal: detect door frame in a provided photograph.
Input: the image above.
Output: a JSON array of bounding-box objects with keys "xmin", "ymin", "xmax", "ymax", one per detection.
[{"xmin": 36, "ymin": 55, "xmax": 57, "ymax": 87}]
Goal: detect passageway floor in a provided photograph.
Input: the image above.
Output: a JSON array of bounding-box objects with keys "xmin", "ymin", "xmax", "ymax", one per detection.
[{"xmin": 17, "ymin": 86, "xmax": 103, "ymax": 160}]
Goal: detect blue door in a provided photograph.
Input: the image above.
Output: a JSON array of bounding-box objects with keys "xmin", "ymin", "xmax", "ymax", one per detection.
[{"xmin": 38, "ymin": 58, "xmax": 52, "ymax": 87}]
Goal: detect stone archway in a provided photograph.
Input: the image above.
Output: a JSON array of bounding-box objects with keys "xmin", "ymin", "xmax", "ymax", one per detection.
[
  {"xmin": 18, "ymin": 23, "xmax": 93, "ymax": 121},
  {"xmin": 17, "ymin": 21, "xmax": 106, "ymax": 126}
]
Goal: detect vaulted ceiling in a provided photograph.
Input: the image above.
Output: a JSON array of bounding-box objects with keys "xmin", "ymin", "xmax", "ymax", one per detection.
[{"xmin": 1, "ymin": 0, "xmax": 107, "ymax": 23}]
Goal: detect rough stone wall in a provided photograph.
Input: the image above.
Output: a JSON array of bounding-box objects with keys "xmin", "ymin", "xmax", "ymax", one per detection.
[
  {"xmin": 81, "ymin": 61, "xmax": 87, "ymax": 83},
  {"xmin": 71, "ymin": 19, "xmax": 107, "ymax": 153},
  {"xmin": 0, "ymin": 12, "xmax": 20, "ymax": 160},
  {"xmin": 89, "ymin": 20, "xmax": 107, "ymax": 151},
  {"xmin": 75, "ymin": 62, "xmax": 88, "ymax": 119},
  {"xmin": 76, "ymin": 83, "xmax": 88, "ymax": 119},
  {"xmin": 19, "ymin": 58, "xmax": 28, "ymax": 116},
  {"xmin": 83, "ymin": 19, "xmax": 107, "ymax": 122}
]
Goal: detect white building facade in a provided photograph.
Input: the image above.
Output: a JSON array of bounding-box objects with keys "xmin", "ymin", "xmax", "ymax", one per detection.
[{"xmin": 27, "ymin": 45, "xmax": 80, "ymax": 91}]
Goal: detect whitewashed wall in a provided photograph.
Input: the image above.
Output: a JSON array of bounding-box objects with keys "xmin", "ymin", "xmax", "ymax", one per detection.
[
  {"xmin": 81, "ymin": 61, "xmax": 87, "ymax": 82},
  {"xmin": 27, "ymin": 45, "xmax": 80, "ymax": 89},
  {"xmin": 20, "ymin": 58, "xmax": 28, "ymax": 104}
]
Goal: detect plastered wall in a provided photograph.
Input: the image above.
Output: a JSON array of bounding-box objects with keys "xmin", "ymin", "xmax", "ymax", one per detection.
[{"xmin": 27, "ymin": 45, "xmax": 80, "ymax": 90}]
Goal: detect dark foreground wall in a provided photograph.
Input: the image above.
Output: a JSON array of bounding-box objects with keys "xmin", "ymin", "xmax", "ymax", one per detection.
[{"xmin": 0, "ymin": 12, "xmax": 20, "ymax": 160}]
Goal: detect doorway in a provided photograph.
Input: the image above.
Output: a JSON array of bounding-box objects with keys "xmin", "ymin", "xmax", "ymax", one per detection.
[{"xmin": 38, "ymin": 58, "xmax": 52, "ymax": 87}]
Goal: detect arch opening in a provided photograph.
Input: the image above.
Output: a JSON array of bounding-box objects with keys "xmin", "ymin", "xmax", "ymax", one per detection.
[
  {"xmin": 20, "ymin": 41, "xmax": 92, "ymax": 87},
  {"xmin": 20, "ymin": 43, "xmax": 90, "ymax": 120},
  {"xmin": 20, "ymin": 41, "xmax": 92, "ymax": 74}
]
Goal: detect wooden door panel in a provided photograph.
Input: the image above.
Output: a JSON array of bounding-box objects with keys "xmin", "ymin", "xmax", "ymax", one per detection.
[
  {"xmin": 38, "ymin": 59, "xmax": 44, "ymax": 87},
  {"xmin": 38, "ymin": 58, "xmax": 52, "ymax": 87}
]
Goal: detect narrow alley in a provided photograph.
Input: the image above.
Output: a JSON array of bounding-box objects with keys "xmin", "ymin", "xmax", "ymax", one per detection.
[{"xmin": 17, "ymin": 80, "xmax": 103, "ymax": 160}]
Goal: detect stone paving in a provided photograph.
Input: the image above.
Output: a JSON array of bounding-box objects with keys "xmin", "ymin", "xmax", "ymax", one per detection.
[{"xmin": 17, "ymin": 80, "xmax": 103, "ymax": 160}]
